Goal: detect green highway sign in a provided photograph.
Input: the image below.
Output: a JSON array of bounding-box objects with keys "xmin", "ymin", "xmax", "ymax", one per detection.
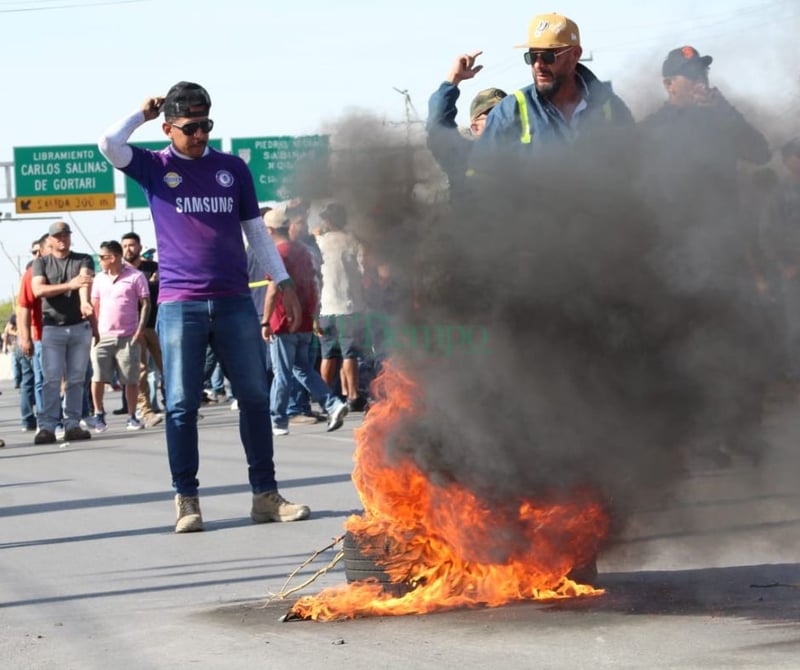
[
  {"xmin": 124, "ymin": 139, "xmax": 223, "ymax": 209},
  {"xmin": 230, "ymin": 135, "xmax": 329, "ymax": 202},
  {"xmin": 14, "ymin": 144, "xmax": 115, "ymax": 213}
]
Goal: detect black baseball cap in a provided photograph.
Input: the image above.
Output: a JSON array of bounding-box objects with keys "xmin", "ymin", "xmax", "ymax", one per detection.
[
  {"xmin": 662, "ymin": 46, "xmax": 712, "ymax": 80},
  {"xmin": 163, "ymin": 81, "xmax": 211, "ymax": 118}
]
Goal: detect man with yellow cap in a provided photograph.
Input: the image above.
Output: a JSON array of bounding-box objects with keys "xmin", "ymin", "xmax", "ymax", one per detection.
[{"xmin": 476, "ymin": 13, "xmax": 633, "ymax": 151}]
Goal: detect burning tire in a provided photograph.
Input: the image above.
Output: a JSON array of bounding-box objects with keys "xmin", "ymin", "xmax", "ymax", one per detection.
[
  {"xmin": 342, "ymin": 532, "xmax": 414, "ymax": 597},
  {"xmin": 344, "ymin": 530, "xmax": 597, "ymax": 595},
  {"xmin": 567, "ymin": 558, "xmax": 598, "ymax": 585}
]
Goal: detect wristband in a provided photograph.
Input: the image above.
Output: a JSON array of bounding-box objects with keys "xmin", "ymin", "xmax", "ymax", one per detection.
[{"xmin": 261, "ymin": 321, "xmax": 270, "ymax": 327}]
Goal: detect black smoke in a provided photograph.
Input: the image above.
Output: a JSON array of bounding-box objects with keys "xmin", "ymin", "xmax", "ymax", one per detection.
[{"xmin": 295, "ymin": 96, "xmax": 795, "ymax": 550}]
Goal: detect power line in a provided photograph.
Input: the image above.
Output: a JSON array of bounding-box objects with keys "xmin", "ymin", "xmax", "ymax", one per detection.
[
  {"xmin": 478, "ymin": 0, "xmax": 795, "ymax": 78},
  {"xmin": 0, "ymin": 0, "xmax": 145, "ymax": 13}
]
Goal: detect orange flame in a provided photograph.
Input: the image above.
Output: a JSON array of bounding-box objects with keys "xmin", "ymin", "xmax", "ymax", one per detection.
[{"xmin": 291, "ymin": 364, "xmax": 610, "ymax": 620}]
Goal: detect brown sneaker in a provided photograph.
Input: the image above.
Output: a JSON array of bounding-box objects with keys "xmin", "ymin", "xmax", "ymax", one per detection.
[
  {"xmin": 288, "ymin": 414, "xmax": 321, "ymax": 425},
  {"xmin": 251, "ymin": 491, "xmax": 310, "ymax": 523},
  {"xmin": 143, "ymin": 413, "xmax": 164, "ymax": 428},
  {"xmin": 34, "ymin": 429, "xmax": 57, "ymax": 445},
  {"xmin": 175, "ymin": 494, "xmax": 204, "ymax": 533},
  {"xmin": 64, "ymin": 426, "xmax": 92, "ymax": 441}
]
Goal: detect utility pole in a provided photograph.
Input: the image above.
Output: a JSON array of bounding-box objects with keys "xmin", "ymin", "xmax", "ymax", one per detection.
[
  {"xmin": 392, "ymin": 87, "xmax": 420, "ymax": 145},
  {"xmin": 0, "ymin": 240, "xmax": 21, "ymax": 278},
  {"xmin": 391, "ymin": 87, "xmax": 423, "ymax": 195},
  {"xmin": 114, "ymin": 211, "xmax": 150, "ymax": 234}
]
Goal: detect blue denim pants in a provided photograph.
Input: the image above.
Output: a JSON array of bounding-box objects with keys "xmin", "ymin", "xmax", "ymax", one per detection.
[
  {"xmin": 287, "ymin": 335, "xmax": 319, "ymax": 416},
  {"xmin": 157, "ymin": 294, "xmax": 276, "ymax": 496},
  {"xmin": 270, "ymin": 332, "xmax": 340, "ymax": 429},
  {"xmin": 40, "ymin": 322, "xmax": 92, "ymax": 432},
  {"xmin": 16, "ymin": 346, "xmax": 36, "ymax": 429},
  {"xmin": 33, "ymin": 340, "xmax": 44, "ymax": 415}
]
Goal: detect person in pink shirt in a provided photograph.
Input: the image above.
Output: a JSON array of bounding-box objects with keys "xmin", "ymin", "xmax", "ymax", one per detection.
[{"xmin": 87, "ymin": 240, "xmax": 151, "ymax": 432}]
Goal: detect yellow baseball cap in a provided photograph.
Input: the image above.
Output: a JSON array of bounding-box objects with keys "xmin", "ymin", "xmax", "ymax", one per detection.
[{"xmin": 516, "ymin": 13, "xmax": 581, "ymax": 49}]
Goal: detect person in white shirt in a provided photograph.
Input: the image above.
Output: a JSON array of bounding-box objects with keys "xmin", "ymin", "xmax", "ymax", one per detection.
[{"xmin": 312, "ymin": 203, "xmax": 367, "ymax": 411}]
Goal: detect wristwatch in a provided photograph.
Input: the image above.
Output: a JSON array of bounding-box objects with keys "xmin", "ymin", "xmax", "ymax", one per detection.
[{"xmin": 277, "ymin": 278, "xmax": 295, "ymax": 292}]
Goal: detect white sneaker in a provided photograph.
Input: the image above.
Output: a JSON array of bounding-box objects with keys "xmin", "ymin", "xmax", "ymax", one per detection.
[
  {"xmin": 85, "ymin": 413, "xmax": 108, "ymax": 433},
  {"xmin": 272, "ymin": 427, "xmax": 289, "ymax": 436},
  {"xmin": 126, "ymin": 417, "xmax": 144, "ymax": 431},
  {"xmin": 230, "ymin": 399, "xmax": 239, "ymax": 411},
  {"xmin": 326, "ymin": 401, "xmax": 349, "ymax": 432}
]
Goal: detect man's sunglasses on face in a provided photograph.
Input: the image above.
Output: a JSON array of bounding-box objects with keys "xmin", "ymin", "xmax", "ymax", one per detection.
[
  {"xmin": 170, "ymin": 119, "xmax": 214, "ymax": 136},
  {"xmin": 524, "ymin": 47, "xmax": 573, "ymax": 66}
]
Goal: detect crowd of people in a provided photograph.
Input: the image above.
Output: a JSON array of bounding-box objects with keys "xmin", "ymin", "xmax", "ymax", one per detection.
[
  {"xmin": 425, "ymin": 12, "xmax": 799, "ymax": 464},
  {"xmin": 3, "ymin": 202, "xmax": 381, "ymax": 531},
  {"xmin": 1, "ymin": 10, "xmax": 797, "ymax": 523}
]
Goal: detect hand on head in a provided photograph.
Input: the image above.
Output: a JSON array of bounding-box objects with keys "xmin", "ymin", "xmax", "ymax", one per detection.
[{"xmin": 142, "ymin": 96, "xmax": 165, "ymax": 121}]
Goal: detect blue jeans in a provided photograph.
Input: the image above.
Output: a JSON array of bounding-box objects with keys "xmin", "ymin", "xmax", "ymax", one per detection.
[
  {"xmin": 40, "ymin": 322, "xmax": 92, "ymax": 432},
  {"xmin": 287, "ymin": 379, "xmax": 312, "ymax": 416},
  {"xmin": 203, "ymin": 345, "xmax": 226, "ymax": 395},
  {"xmin": 16, "ymin": 346, "xmax": 36, "ymax": 429},
  {"xmin": 12, "ymin": 346, "xmax": 25, "ymax": 388},
  {"xmin": 32, "ymin": 340, "xmax": 44, "ymax": 414},
  {"xmin": 287, "ymin": 334, "xmax": 317, "ymax": 416},
  {"xmin": 270, "ymin": 332, "xmax": 340, "ymax": 428},
  {"xmin": 157, "ymin": 294, "xmax": 276, "ymax": 496}
]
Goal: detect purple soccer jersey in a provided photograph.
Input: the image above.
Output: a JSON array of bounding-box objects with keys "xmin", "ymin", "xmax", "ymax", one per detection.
[{"xmin": 122, "ymin": 146, "xmax": 261, "ymax": 302}]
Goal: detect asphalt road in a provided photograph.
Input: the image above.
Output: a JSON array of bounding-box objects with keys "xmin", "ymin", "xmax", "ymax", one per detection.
[{"xmin": 1, "ymin": 378, "xmax": 799, "ymax": 670}]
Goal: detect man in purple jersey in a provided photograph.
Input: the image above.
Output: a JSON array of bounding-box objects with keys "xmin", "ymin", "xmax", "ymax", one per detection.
[{"xmin": 99, "ymin": 81, "xmax": 307, "ymax": 533}]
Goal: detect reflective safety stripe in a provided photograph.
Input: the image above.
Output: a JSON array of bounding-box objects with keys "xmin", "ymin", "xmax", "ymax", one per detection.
[
  {"xmin": 248, "ymin": 279, "xmax": 270, "ymax": 288},
  {"xmin": 602, "ymin": 99, "xmax": 612, "ymax": 121},
  {"xmin": 514, "ymin": 90, "xmax": 532, "ymax": 144}
]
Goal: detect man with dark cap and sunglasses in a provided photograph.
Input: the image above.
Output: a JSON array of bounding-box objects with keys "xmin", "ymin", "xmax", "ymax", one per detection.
[
  {"xmin": 475, "ymin": 13, "xmax": 633, "ymax": 153},
  {"xmin": 640, "ymin": 46, "xmax": 770, "ymax": 174},
  {"xmin": 639, "ymin": 45, "xmax": 770, "ymax": 244},
  {"xmin": 426, "ymin": 51, "xmax": 506, "ymax": 199},
  {"xmin": 638, "ymin": 47, "xmax": 771, "ymax": 467},
  {"xmin": 99, "ymin": 81, "xmax": 308, "ymax": 533}
]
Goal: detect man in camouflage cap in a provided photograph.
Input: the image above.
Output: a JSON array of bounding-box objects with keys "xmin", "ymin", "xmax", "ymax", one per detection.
[{"xmin": 426, "ymin": 51, "xmax": 507, "ymax": 200}]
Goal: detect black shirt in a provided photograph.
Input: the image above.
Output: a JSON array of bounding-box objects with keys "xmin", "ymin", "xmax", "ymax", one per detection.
[
  {"xmin": 135, "ymin": 259, "xmax": 160, "ymax": 328},
  {"xmin": 32, "ymin": 252, "xmax": 94, "ymax": 326}
]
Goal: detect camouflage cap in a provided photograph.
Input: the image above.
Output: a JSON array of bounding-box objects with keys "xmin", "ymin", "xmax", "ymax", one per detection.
[{"xmin": 470, "ymin": 87, "xmax": 507, "ymax": 121}]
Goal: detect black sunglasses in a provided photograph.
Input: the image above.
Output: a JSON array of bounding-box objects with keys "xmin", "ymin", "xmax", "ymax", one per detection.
[
  {"xmin": 524, "ymin": 48, "xmax": 573, "ymax": 66},
  {"xmin": 170, "ymin": 119, "xmax": 214, "ymax": 136}
]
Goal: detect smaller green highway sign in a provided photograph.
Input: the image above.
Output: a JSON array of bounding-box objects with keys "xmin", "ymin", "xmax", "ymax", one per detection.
[{"xmin": 231, "ymin": 135, "xmax": 329, "ymax": 202}]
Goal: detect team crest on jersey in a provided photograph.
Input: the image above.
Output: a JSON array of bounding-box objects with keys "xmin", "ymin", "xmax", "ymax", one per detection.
[
  {"xmin": 216, "ymin": 170, "xmax": 234, "ymax": 187},
  {"xmin": 163, "ymin": 172, "xmax": 182, "ymax": 188}
]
